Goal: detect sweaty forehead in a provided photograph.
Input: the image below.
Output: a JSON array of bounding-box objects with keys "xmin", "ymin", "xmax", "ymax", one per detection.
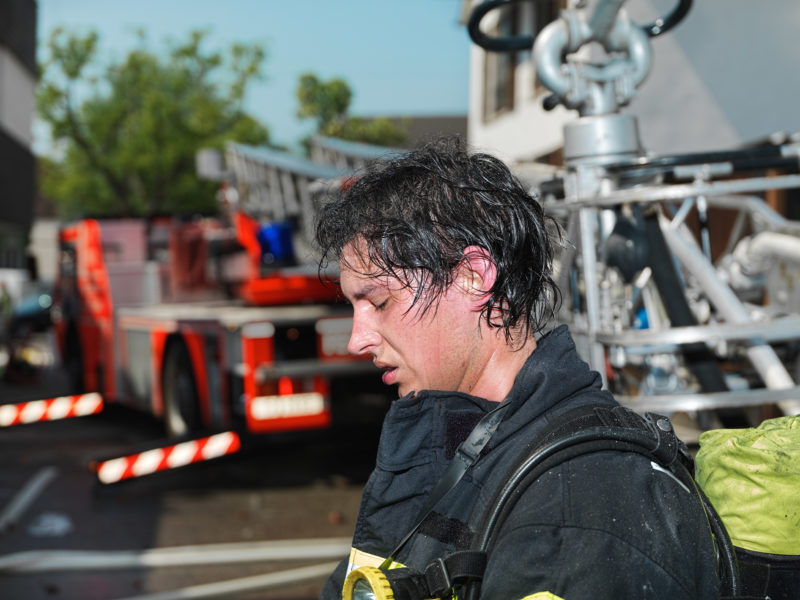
[
  {"xmin": 339, "ymin": 245, "xmax": 412, "ymax": 303},
  {"xmin": 339, "ymin": 241, "xmax": 378, "ymax": 280},
  {"xmin": 338, "ymin": 238, "xmax": 431, "ymax": 302},
  {"xmin": 339, "ymin": 259, "xmax": 388, "ymax": 299}
]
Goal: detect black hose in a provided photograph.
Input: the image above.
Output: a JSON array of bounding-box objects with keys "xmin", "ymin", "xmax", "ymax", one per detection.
[
  {"xmin": 641, "ymin": 0, "xmax": 693, "ymax": 37},
  {"xmin": 468, "ymin": 0, "xmax": 693, "ymax": 54},
  {"xmin": 475, "ymin": 428, "xmax": 665, "ymax": 551},
  {"xmin": 605, "ymin": 144, "xmax": 799, "ymax": 180},
  {"xmin": 467, "ymin": 0, "xmax": 535, "ymax": 52},
  {"xmin": 695, "ymin": 483, "xmax": 742, "ymax": 596}
]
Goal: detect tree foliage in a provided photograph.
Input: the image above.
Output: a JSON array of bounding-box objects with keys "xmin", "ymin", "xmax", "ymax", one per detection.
[
  {"xmin": 37, "ymin": 28, "xmax": 270, "ymax": 217},
  {"xmin": 296, "ymin": 73, "xmax": 407, "ymax": 149}
]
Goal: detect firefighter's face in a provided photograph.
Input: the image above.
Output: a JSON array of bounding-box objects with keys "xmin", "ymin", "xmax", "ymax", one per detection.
[{"xmin": 340, "ymin": 240, "xmax": 487, "ymax": 399}]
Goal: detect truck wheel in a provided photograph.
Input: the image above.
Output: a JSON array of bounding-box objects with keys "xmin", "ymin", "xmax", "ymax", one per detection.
[{"xmin": 162, "ymin": 342, "xmax": 202, "ymax": 437}]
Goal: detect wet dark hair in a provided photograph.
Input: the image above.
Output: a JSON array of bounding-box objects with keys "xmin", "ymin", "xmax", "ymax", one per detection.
[{"xmin": 316, "ymin": 137, "xmax": 560, "ymax": 342}]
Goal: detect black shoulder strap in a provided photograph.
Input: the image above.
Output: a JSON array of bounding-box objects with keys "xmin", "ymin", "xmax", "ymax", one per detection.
[
  {"xmin": 379, "ymin": 401, "xmax": 511, "ymax": 570},
  {"xmin": 535, "ymin": 404, "xmax": 694, "ymax": 475}
]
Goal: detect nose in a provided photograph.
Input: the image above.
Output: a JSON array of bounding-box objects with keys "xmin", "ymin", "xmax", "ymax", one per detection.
[{"xmin": 347, "ymin": 309, "xmax": 380, "ymax": 356}]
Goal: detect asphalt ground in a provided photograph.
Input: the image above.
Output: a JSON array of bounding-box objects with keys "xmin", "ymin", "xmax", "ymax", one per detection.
[{"xmin": 0, "ymin": 335, "xmax": 383, "ymax": 600}]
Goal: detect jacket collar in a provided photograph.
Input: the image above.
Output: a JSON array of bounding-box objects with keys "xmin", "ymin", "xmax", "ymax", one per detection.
[
  {"xmin": 494, "ymin": 324, "xmax": 605, "ymax": 443},
  {"xmin": 383, "ymin": 324, "xmax": 604, "ymax": 441}
]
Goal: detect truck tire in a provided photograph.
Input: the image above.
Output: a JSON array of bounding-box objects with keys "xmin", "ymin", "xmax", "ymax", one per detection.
[{"xmin": 162, "ymin": 341, "xmax": 202, "ymax": 437}]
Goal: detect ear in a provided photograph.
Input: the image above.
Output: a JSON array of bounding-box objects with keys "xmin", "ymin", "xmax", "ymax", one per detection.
[{"xmin": 457, "ymin": 245, "xmax": 497, "ymax": 306}]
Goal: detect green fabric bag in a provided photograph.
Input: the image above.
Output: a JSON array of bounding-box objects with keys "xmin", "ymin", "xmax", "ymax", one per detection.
[{"xmin": 695, "ymin": 415, "xmax": 800, "ymax": 556}]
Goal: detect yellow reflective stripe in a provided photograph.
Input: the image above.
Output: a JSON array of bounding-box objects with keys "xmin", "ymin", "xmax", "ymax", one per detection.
[
  {"xmin": 346, "ymin": 547, "xmax": 405, "ymax": 576},
  {"xmin": 519, "ymin": 593, "xmax": 565, "ymax": 600}
]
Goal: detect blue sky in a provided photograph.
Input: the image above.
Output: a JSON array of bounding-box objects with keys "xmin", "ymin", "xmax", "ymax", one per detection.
[{"xmin": 36, "ymin": 0, "xmax": 471, "ymax": 152}]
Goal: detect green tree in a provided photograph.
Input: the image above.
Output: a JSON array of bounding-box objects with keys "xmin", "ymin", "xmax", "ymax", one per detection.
[
  {"xmin": 296, "ymin": 73, "xmax": 407, "ymax": 149},
  {"xmin": 37, "ymin": 28, "xmax": 270, "ymax": 217}
]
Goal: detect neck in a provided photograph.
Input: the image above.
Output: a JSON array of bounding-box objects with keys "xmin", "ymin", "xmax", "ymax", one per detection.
[{"xmin": 467, "ymin": 334, "xmax": 538, "ymax": 403}]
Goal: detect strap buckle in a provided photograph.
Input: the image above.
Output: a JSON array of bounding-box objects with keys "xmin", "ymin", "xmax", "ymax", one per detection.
[{"xmin": 424, "ymin": 551, "xmax": 488, "ymax": 599}]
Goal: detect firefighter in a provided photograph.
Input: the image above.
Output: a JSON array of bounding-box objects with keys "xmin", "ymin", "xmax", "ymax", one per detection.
[{"xmin": 315, "ymin": 138, "xmax": 719, "ymax": 599}]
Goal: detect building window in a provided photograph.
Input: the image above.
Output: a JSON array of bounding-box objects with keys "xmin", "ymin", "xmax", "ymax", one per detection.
[
  {"xmin": 483, "ymin": 4, "xmax": 517, "ymax": 120},
  {"xmin": 482, "ymin": 0, "xmax": 563, "ymax": 122}
]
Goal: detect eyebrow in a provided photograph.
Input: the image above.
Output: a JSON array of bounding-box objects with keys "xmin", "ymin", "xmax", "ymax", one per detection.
[{"xmin": 350, "ymin": 282, "xmax": 381, "ymax": 302}]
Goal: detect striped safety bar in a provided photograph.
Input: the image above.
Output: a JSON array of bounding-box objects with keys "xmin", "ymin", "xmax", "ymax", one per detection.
[
  {"xmin": 93, "ymin": 431, "xmax": 242, "ymax": 484},
  {"xmin": 0, "ymin": 393, "xmax": 104, "ymax": 427}
]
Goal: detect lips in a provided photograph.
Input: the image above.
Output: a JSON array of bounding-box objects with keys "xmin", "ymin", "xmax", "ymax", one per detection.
[
  {"xmin": 381, "ymin": 367, "xmax": 398, "ymax": 385},
  {"xmin": 375, "ymin": 361, "xmax": 398, "ymax": 386}
]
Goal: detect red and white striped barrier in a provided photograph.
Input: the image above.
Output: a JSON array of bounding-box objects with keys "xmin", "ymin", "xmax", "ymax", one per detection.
[
  {"xmin": 0, "ymin": 393, "xmax": 104, "ymax": 427},
  {"xmin": 93, "ymin": 431, "xmax": 242, "ymax": 484}
]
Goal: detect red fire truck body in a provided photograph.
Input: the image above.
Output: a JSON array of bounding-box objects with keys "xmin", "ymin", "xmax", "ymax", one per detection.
[{"xmin": 52, "ymin": 215, "xmax": 378, "ymax": 437}]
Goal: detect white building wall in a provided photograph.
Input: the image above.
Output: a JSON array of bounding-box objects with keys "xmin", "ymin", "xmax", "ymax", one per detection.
[{"xmin": 465, "ymin": 2, "xmax": 575, "ymax": 165}]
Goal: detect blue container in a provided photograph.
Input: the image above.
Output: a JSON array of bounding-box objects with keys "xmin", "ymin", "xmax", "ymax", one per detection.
[
  {"xmin": 257, "ymin": 222, "xmax": 296, "ymax": 265},
  {"xmin": 634, "ymin": 307, "xmax": 649, "ymax": 329}
]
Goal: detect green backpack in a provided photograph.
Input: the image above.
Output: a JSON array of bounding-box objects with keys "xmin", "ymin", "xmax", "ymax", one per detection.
[{"xmin": 696, "ymin": 415, "xmax": 800, "ymax": 599}]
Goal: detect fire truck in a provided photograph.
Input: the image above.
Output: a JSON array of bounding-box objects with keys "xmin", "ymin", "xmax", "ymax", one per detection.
[{"xmin": 51, "ymin": 139, "xmax": 398, "ymax": 437}]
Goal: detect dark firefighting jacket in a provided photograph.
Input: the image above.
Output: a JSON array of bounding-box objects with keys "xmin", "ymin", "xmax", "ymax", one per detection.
[{"xmin": 320, "ymin": 325, "xmax": 719, "ymax": 599}]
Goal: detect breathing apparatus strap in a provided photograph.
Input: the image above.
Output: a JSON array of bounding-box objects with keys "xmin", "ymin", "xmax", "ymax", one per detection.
[
  {"xmin": 379, "ymin": 402, "xmax": 511, "ymax": 570},
  {"xmin": 424, "ymin": 551, "xmax": 488, "ymax": 598}
]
